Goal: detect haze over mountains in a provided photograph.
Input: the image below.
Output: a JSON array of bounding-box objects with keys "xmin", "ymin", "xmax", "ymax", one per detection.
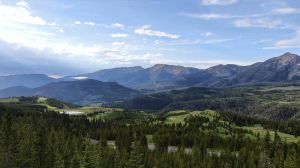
[
  {"xmin": 0, "ymin": 74, "xmax": 55, "ymax": 90},
  {"xmin": 65, "ymin": 52, "xmax": 300, "ymax": 89},
  {"xmin": 64, "ymin": 64, "xmax": 200, "ymax": 89},
  {"xmin": 0, "ymin": 80, "xmax": 139, "ymax": 105},
  {"xmin": 1, "ymin": 52, "xmax": 300, "ymax": 104}
]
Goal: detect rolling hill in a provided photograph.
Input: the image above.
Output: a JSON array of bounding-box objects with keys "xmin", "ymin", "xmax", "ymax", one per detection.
[
  {"xmin": 0, "ymin": 79, "xmax": 140, "ymax": 105},
  {"xmin": 114, "ymin": 84, "xmax": 300, "ymax": 120}
]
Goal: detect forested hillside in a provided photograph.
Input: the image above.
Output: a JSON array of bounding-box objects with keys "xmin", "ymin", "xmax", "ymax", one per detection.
[
  {"xmin": 117, "ymin": 84, "xmax": 300, "ymax": 120},
  {"xmin": 0, "ymin": 103, "xmax": 299, "ymax": 167}
]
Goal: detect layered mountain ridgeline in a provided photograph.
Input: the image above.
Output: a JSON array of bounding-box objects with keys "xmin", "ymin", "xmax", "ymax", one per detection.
[
  {"xmin": 176, "ymin": 52, "xmax": 300, "ymax": 87},
  {"xmin": 0, "ymin": 79, "xmax": 140, "ymax": 105},
  {"xmin": 114, "ymin": 84, "xmax": 300, "ymax": 120},
  {"xmin": 1, "ymin": 52, "xmax": 300, "ymax": 107},
  {"xmin": 214, "ymin": 52, "xmax": 300, "ymax": 87},
  {"xmin": 64, "ymin": 64, "xmax": 201, "ymax": 90},
  {"xmin": 62, "ymin": 52, "xmax": 300, "ymax": 89},
  {"xmin": 1, "ymin": 52, "xmax": 300, "ymax": 91},
  {"xmin": 0, "ymin": 74, "xmax": 55, "ymax": 89}
]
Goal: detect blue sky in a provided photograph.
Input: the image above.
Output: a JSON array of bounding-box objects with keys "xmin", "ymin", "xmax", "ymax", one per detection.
[{"xmin": 0, "ymin": 0, "xmax": 300, "ymax": 75}]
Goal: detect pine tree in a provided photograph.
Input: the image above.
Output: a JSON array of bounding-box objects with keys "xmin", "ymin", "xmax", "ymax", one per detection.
[
  {"xmin": 15, "ymin": 123, "xmax": 36, "ymax": 167},
  {"xmin": 284, "ymin": 155, "xmax": 297, "ymax": 168},
  {"xmin": 0, "ymin": 113, "xmax": 17, "ymax": 168},
  {"xmin": 127, "ymin": 141, "xmax": 145, "ymax": 168},
  {"xmin": 53, "ymin": 150, "xmax": 65, "ymax": 168}
]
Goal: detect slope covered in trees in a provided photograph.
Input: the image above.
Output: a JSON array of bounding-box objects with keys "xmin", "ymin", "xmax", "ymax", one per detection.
[
  {"xmin": 0, "ymin": 104, "xmax": 299, "ymax": 168},
  {"xmin": 116, "ymin": 84, "xmax": 300, "ymax": 121}
]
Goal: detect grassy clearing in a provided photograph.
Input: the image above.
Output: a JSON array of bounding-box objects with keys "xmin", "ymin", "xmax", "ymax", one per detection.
[
  {"xmin": 58, "ymin": 106, "xmax": 125, "ymax": 120},
  {"xmin": 165, "ymin": 110, "xmax": 218, "ymax": 124},
  {"xmin": 260, "ymin": 86, "xmax": 300, "ymax": 92},
  {"xmin": 62, "ymin": 107, "xmax": 123, "ymax": 113},
  {"xmin": 165, "ymin": 109, "xmax": 300, "ymax": 143},
  {"xmin": 92, "ymin": 111, "xmax": 125, "ymax": 120},
  {"xmin": 37, "ymin": 97, "xmax": 47, "ymax": 103},
  {"xmin": 146, "ymin": 135, "xmax": 153, "ymax": 143},
  {"xmin": 0, "ymin": 98, "xmax": 19, "ymax": 103},
  {"xmin": 241, "ymin": 126, "xmax": 300, "ymax": 143}
]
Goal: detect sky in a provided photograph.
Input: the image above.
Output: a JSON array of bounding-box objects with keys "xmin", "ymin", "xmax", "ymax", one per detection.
[{"xmin": 0, "ymin": 0, "xmax": 300, "ymax": 76}]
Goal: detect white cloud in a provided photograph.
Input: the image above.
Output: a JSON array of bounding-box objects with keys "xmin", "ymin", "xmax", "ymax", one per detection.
[
  {"xmin": 271, "ymin": 7, "xmax": 300, "ymax": 15},
  {"xmin": 110, "ymin": 34, "xmax": 129, "ymax": 38},
  {"xmin": 0, "ymin": 2, "xmax": 204, "ymax": 72},
  {"xmin": 111, "ymin": 23, "xmax": 125, "ymax": 28},
  {"xmin": 253, "ymin": 39, "xmax": 272, "ymax": 44},
  {"xmin": 0, "ymin": 3, "xmax": 47, "ymax": 25},
  {"xmin": 233, "ymin": 18, "xmax": 285, "ymax": 29},
  {"xmin": 84, "ymin": 21, "xmax": 95, "ymax": 26},
  {"xmin": 74, "ymin": 21, "xmax": 81, "ymax": 25},
  {"xmin": 0, "ymin": 21, "xmax": 165, "ymax": 70},
  {"xmin": 48, "ymin": 22, "xmax": 57, "ymax": 26},
  {"xmin": 154, "ymin": 37, "xmax": 235, "ymax": 46},
  {"xmin": 203, "ymin": 32, "xmax": 213, "ymax": 37},
  {"xmin": 72, "ymin": 76, "xmax": 88, "ymax": 80},
  {"xmin": 134, "ymin": 25, "xmax": 179, "ymax": 39},
  {"xmin": 265, "ymin": 30, "xmax": 300, "ymax": 49},
  {"xmin": 26, "ymin": 30, "xmax": 56, "ymax": 36},
  {"xmin": 0, "ymin": 25, "xmax": 107, "ymax": 57},
  {"xmin": 16, "ymin": 1, "xmax": 28, "ymax": 7},
  {"xmin": 181, "ymin": 7, "xmax": 300, "ymax": 21},
  {"xmin": 202, "ymin": 0, "xmax": 238, "ymax": 6},
  {"xmin": 202, "ymin": 38, "xmax": 236, "ymax": 44},
  {"xmin": 112, "ymin": 42, "xmax": 127, "ymax": 46},
  {"xmin": 180, "ymin": 13, "xmax": 235, "ymax": 20}
]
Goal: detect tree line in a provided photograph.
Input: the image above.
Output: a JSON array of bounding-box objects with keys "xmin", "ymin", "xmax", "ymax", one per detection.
[{"xmin": 0, "ymin": 107, "xmax": 299, "ymax": 167}]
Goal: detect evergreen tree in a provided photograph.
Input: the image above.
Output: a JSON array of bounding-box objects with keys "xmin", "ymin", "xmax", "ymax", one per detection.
[
  {"xmin": 0, "ymin": 113, "xmax": 17, "ymax": 168},
  {"xmin": 127, "ymin": 141, "xmax": 145, "ymax": 168},
  {"xmin": 284, "ymin": 155, "xmax": 297, "ymax": 168},
  {"xmin": 53, "ymin": 150, "xmax": 65, "ymax": 168}
]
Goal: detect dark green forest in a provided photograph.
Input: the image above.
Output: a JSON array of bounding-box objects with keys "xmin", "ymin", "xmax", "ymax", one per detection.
[
  {"xmin": 0, "ymin": 102, "xmax": 299, "ymax": 168},
  {"xmin": 116, "ymin": 84, "xmax": 300, "ymax": 121}
]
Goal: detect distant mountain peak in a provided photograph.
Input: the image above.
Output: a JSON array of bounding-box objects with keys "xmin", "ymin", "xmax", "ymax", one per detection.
[
  {"xmin": 151, "ymin": 64, "xmax": 194, "ymax": 71},
  {"xmin": 277, "ymin": 52, "xmax": 299, "ymax": 59},
  {"xmin": 116, "ymin": 66, "xmax": 144, "ymax": 70},
  {"xmin": 205, "ymin": 64, "xmax": 244, "ymax": 78},
  {"xmin": 207, "ymin": 64, "xmax": 240, "ymax": 70},
  {"xmin": 152, "ymin": 64, "xmax": 178, "ymax": 68},
  {"xmin": 282, "ymin": 52, "xmax": 293, "ymax": 55},
  {"xmin": 270, "ymin": 52, "xmax": 300, "ymax": 64},
  {"xmin": 95, "ymin": 66, "xmax": 144, "ymax": 72}
]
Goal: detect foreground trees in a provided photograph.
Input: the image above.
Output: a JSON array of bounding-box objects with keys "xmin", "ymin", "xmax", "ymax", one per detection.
[{"xmin": 0, "ymin": 109, "xmax": 299, "ymax": 168}]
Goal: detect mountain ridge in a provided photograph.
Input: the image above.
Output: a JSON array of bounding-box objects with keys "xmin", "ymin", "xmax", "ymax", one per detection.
[
  {"xmin": 0, "ymin": 79, "xmax": 140, "ymax": 105},
  {"xmin": 0, "ymin": 74, "xmax": 55, "ymax": 90},
  {"xmin": 1, "ymin": 52, "xmax": 300, "ymax": 90}
]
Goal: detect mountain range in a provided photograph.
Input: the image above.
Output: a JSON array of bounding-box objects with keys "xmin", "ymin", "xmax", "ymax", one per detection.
[
  {"xmin": 63, "ymin": 64, "xmax": 201, "ymax": 89},
  {"xmin": 1, "ymin": 52, "xmax": 300, "ymax": 104},
  {"xmin": 65, "ymin": 52, "xmax": 300, "ymax": 89}
]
